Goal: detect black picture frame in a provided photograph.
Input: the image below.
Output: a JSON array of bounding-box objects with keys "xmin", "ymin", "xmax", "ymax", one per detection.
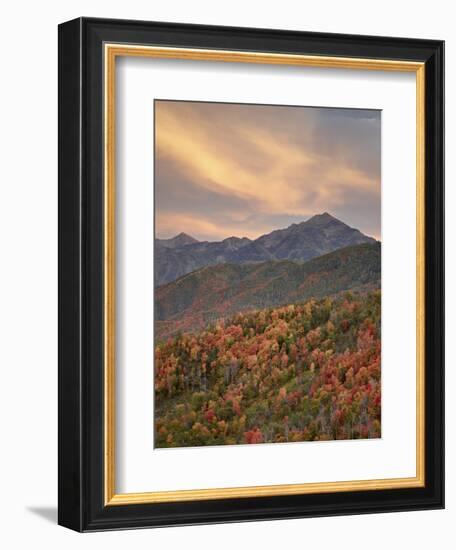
[{"xmin": 58, "ymin": 17, "xmax": 444, "ymax": 532}]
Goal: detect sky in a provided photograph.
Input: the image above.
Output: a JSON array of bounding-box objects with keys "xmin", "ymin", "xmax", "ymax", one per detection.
[{"xmin": 155, "ymin": 100, "xmax": 381, "ymax": 241}]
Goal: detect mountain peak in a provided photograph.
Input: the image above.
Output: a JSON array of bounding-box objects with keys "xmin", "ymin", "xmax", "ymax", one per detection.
[
  {"xmin": 306, "ymin": 212, "xmax": 338, "ymax": 224},
  {"xmin": 174, "ymin": 231, "xmax": 196, "ymax": 240},
  {"xmin": 170, "ymin": 232, "xmax": 199, "ymax": 246},
  {"xmin": 156, "ymin": 232, "xmax": 199, "ymax": 249}
]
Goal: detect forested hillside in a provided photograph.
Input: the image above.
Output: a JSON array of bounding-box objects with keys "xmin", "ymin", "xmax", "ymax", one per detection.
[
  {"xmin": 155, "ymin": 291, "xmax": 381, "ymax": 448},
  {"xmin": 155, "ymin": 242, "xmax": 380, "ymax": 341}
]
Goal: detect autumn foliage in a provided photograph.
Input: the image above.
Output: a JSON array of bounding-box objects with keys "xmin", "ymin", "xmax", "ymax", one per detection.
[{"xmin": 154, "ymin": 291, "xmax": 381, "ymax": 448}]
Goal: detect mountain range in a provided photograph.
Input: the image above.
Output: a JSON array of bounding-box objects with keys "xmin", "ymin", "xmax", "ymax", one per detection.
[
  {"xmin": 155, "ymin": 213, "xmax": 376, "ymax": 286},
  {"xmin": 155, "ymin": 241, "xmax": 381, "ymax": 341}
]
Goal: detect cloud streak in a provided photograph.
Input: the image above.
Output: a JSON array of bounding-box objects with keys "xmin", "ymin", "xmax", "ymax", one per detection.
[{"xmin": 155, "ymin": 100, "xmax": 381, "ymax": 241}]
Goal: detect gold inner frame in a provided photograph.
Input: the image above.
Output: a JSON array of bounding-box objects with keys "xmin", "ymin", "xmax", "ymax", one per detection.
[{"xmin": 104, "ymin": 44, "xmax": 426, "ymax": 506}]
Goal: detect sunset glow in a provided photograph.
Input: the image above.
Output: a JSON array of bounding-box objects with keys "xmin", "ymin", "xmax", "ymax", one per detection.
[{"xmin": 155, "ymin": 100, "xmax": 381, "ymax": 240}]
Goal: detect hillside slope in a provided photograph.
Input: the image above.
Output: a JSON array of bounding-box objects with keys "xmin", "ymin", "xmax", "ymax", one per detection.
[
  {"xmin": 155, "ymin": 242, "xmax": 380, "ymax": 340},
  {"xmin": 155, "ymin": 291, "xmax": 381, "ymax": 448}
]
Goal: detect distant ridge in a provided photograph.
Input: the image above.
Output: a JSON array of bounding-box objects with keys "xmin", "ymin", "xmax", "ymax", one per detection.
[
  {"xmin": 155, "ymin": 213, "xmax": 376, "ymax": 286},
  {"xmin": 156, "ymin": 232, "xmax": 199, "ymax": 249},
  {"xmin": 155, "ymin": 241, "xmax": 381, "ymax": 340}
]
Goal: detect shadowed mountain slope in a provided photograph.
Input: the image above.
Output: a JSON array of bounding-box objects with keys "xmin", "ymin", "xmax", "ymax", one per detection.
[
  {"xmin": 155, "ymin": 241, "xmax": 381, "ymax": 340},
  {"xmin": 155, "ymin": 213, "xmax": 376, "ymax": 286}
]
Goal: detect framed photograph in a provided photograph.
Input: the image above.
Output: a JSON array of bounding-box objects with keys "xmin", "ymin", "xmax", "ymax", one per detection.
[{"xmin": 58, "ymin": 17, "xmax": 444, "ymax": 531}]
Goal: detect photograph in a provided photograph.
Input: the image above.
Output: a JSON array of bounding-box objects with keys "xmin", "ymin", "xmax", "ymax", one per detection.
[{"xmin": 154, "ymin": 100, "xmax": 382, "ymax": 448}]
